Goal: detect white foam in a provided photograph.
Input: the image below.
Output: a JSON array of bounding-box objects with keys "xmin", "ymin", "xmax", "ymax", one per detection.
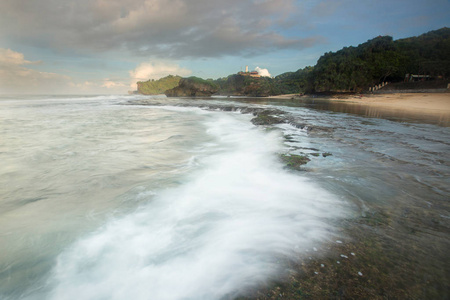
[{"xmin": 44, "ymin": 112, "xmax": 345, "ymax": 300}]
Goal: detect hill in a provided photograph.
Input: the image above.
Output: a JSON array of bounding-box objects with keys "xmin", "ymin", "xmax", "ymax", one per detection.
[
  {"xmin": 309, "ymin": 27, "xmax": 450, "ymax": 93},
  {"xmin": 137, "ymin": 28, "xmax": 450, "ymax": 96},
  {"xmin": 137, "ymin": 75, "xmax": 182, "ymax": 95}
]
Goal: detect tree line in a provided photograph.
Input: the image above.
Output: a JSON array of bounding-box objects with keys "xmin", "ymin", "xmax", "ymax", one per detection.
[
  {"xmin": 304, "ymin": 27, "xmax": 450, "ymax": 93},
  {"xmin": 138, "ymin": 28, "xmax": 449, "ymax": 96}
]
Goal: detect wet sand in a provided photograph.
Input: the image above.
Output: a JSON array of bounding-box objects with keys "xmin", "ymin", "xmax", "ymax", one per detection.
[
  {"xmin": 270, "ymin": 92, "xmax": 450, "ymax": 115},
  {"xmin": 330, "ymin": 93, "xmax": 450, "ymax": 113},
  {"xmin": 266, "ymin": 92, "xmax": 450, "ymax": 126}
]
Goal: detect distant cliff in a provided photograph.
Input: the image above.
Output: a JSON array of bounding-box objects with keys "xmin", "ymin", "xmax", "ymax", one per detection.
[
  {"xmin": 137, "ymin": 75, "xmax": 182, "ymax": 95},
  {"xmin": 165, "ymin": 77, "xmax": 219, "ymax": 97}
]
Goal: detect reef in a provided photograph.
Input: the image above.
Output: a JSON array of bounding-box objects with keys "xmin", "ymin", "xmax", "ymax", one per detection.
[{"xmin": 279, "ymin": 154, "xmax": 310, "ymax": 170}]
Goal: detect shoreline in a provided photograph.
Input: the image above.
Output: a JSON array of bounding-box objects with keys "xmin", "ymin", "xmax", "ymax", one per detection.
[
  {"xmin": 329, "ymin": 92, "xmax": 450, "ymax": 113},
  {"xmin": 267, "ymin": 92, "xmax": 450, "ymax": 116},
  {"xmin": 238, "ymin": 93, "xmax": 450, "ymax": 299}
]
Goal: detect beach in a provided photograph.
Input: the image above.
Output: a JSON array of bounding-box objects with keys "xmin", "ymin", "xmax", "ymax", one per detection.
[
  {"xmin": 271, "ymin": 92, "xmax": 450, "ymax": 114},
  {"xmin": 331, "ymin": 92, "xmax": 450, "ymax": 113}
]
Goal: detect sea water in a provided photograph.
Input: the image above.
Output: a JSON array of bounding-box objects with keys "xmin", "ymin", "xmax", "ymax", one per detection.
[
  {"xmin": 0, "ymin": 95, "xmax": 449, "ymax": 299},
  {"xmin": 0, "ymin": 95, "xmax": 345, "ymax": 299}
]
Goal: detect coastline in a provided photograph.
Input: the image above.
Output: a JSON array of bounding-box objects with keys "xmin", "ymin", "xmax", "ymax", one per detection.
[
  {"xmin": 129, "ymin": 95, "xmax": 450, "ymax": 299},
  {"xmin": 238, "ymin": 93, "xmax": 450, "ymax": 299},
  {"xmin": 329, "ymin": 92, "xmax": 450, "ymax": 113},
  {"xmin": 268, "ymin": 92, "xmax": 450, "ymax": 116}
]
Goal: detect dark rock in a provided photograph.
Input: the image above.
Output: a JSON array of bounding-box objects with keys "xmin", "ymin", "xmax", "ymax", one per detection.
[
  {"xmin": 250, "ymin": 109, "xmax": 287, "ymax": 125},
  {"xmin": 251, "ymin": 114, "xmax": 284, "ymax": 125},
  {"xmin": 284, "ymin": 135, "xmax": 296, "ymax": 141},
  {"xmin": 279, "ymin": 154, "xmax": 310, "ymax": 170}
]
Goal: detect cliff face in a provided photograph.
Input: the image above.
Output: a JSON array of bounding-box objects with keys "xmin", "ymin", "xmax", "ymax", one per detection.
[{"xmin": 165, "ymin": 77, "xmax": 219, "ymax": 97}]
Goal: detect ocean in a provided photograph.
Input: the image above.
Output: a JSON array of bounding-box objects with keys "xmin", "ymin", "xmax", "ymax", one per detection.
[{"xmin": 0, "ymin": 95, "xmax": 449, "ymax": 299}]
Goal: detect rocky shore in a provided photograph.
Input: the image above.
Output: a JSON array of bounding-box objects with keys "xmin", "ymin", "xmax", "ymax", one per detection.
[{"xmin": 127, "ymin": 98, "xmax": 450, "ymax": 299}]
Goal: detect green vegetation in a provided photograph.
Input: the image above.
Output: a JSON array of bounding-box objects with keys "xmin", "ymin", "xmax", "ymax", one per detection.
[
  {"xmin": 219, "ymin": 27, "xmax": 449, "ymax": 96},
  {"xmin": 273, "ymin": 66, "xmax": 314, "ymax": 94},
  {"xmin": 215, "ymin": 73, "xmax": 305, "ymax": 97},
  {"xmin": 309, "ymin": 27, "xmax": 450, "ymax": 92},
  {"xmin": 215, "ymin": 74, "xmax": 245, "ymax": 94},
  {"xmin": 137, "ymin": 75, "xmax": 182, "ymax": 95},
  {"xmin": 241, "ymin": 76, "xmax": 281, "ymax": 96},
  {"xmin": 164, "ymin": 76, "xmax": 219, "ymax": 97},
  {"xmin": 215, "ymin": 74, "xmax": 281, "ymax": 96},
  {"xmin": 137, "ymin": 28, "xmax": 450, "ymax": 96},
  {"xmin": 185, "ymin": 76, "xmax": 219, "ymax": 90}
]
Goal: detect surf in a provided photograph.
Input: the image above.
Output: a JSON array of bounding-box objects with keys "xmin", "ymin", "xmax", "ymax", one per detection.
[{"xmin": 38, "ymin": 108, "xmax": 345, "ymax": 300}]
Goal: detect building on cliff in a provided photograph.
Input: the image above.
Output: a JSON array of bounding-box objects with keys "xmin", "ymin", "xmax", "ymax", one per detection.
[{"xmin": 238, "ymin": 66, "xmax": 261, "ymax": 78}]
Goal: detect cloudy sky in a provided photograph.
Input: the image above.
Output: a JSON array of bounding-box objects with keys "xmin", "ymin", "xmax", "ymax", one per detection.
[{"xmin": 0, "ymin": 0, "xmax": 448, "ymax": 94}]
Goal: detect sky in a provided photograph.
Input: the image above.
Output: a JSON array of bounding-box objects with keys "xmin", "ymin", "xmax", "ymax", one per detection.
[{"xmin": 0, "ymin": 0, "xmax": 448, "ymax": 94}]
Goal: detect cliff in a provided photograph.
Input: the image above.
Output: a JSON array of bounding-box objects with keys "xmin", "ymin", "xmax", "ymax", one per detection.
[{"xmin": 165, "ymin": 77, "xmax": 219, "ymax": 97}]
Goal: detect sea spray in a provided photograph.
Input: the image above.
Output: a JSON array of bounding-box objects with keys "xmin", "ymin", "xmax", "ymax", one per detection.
[{"xmin": 41, "ymin": 109, "xmax": 345, "ymax": 300}]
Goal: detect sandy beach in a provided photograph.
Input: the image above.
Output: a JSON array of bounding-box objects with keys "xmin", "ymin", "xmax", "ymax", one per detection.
[
  {"xmin": 330, "ymin": 92, "xmax": 450, "ymax": 112},
  {"xmin": 270, "ymin": 92, "xmax": 450, "ymax": 115}
]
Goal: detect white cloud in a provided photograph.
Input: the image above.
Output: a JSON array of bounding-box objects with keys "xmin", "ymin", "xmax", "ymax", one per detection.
[
  {"xmin": 0, "ymin": 48, "xmax": 40, "ymax": 66},
  {"xmin": 129, "ymin": 61, "xmax": 191, "ymax": 89},
  {"xmin": 255, "ymin": 66, "xmax": 271, "ymax": 77},
  {"xmin": 0, "ymin": 48, "xmax": 131, "ymax": 94},
  {"xmin": 101, "ymin": 79, "xmax": 127, "ymax": 89},
  {"xmin": 70, "ymin": 79, "xmax": 130, "ymax": 93},
  {"xmin": 0, "ymin": 48, "xmax": 74, "ymax": 94},
  {"xmin": 0, "ymin": 0, "xmax": 313, "ymax": 59}
]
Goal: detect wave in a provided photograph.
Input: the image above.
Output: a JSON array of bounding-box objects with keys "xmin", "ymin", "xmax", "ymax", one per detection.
[{"xmin": 36, "ymin": 110, "xmax": 345, "ymax": 300}]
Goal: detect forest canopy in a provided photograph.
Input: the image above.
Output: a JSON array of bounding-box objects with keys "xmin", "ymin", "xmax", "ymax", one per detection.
[{"xmin": 309, "ymin": 27, "xmax": 450, "ymax": 92}]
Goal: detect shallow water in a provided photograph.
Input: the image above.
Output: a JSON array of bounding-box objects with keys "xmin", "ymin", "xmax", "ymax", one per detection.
[
  {"xmin": 215, "ymin": 96, "xmax": 450, "ymax": 127},
  {"xmin": 0, "ymin": 95, "xmax": 449, "ymax": 299}
]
